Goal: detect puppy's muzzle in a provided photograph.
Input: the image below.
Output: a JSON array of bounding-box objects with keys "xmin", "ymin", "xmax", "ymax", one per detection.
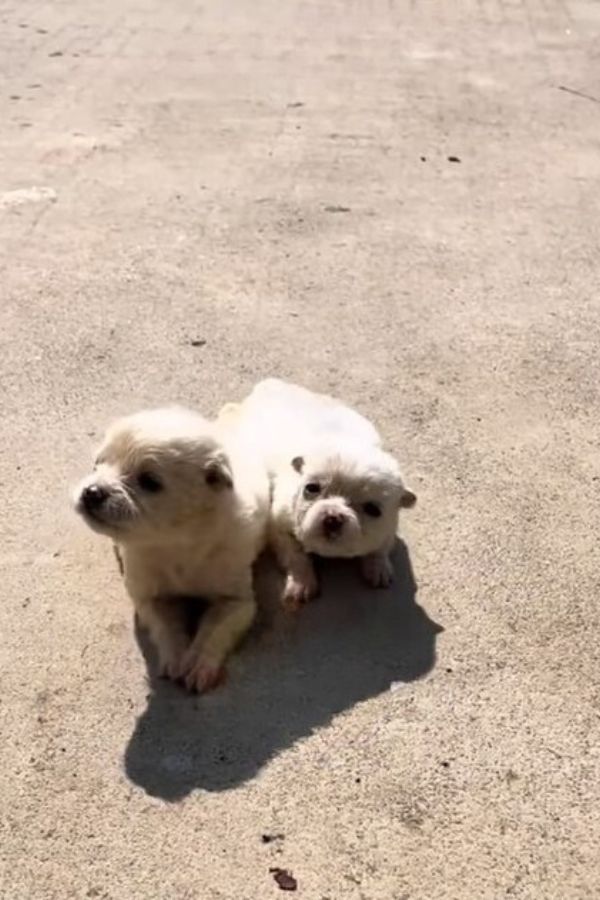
[
  {"xmin": 322, "ymin": 512, "xmax": 345, "ymax": 539},
  {"xmin": 81, "ymin": 483, "xmax": 109, "ymax": 513}
]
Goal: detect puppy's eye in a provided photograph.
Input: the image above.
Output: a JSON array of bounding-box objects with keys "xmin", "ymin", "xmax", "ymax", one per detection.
[
  {"xmin": 363, "ymin": 501, "xmax": 382, "ymax": 518},
  {"xmin": 137, "ymin": 471, "xmax": 163, "ymax": 493},
  {"xmin": 303, "ymin": 482, "xmax": 321, "ymax": 499}
]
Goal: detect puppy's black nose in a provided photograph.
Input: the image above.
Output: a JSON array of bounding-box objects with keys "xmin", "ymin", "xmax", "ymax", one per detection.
[
  {"xmin": 82, "ymin": 484, "xmax": 108, "ymax": 511},
  {"xmin": 323, "ymin": 513, "xmax": 344, "ymax": 537}
]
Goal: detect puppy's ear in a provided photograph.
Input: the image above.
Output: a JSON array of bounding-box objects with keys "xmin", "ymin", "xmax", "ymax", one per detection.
[
  {"xmin": 399, "ymin": 487, "xmax": 417, "ymax": 509},
  {"xmin": 292, "ymin": 455, "xmax": 304, "ymax": 473},
  {"xmin": 205, "ymin": 452, "xmax": 233, "ymax": 489}
]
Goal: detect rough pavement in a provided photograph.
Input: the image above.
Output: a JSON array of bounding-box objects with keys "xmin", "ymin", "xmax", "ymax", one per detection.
[{"xmin": 2, "ymin": 0, "xmax": 600, "ymax": 897}]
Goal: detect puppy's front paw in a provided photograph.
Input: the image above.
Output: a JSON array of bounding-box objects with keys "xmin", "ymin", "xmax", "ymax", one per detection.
[
  {"xmin": 361, "ymin": 553, "xmax": 394, "ymax": 589},
  {"xmin": 155, "ymin": 636, "xmax": 189, "ymax": 682},
  {"xmin": 159, "ymin": 656, "xmax": 182, "ymax": 681},
  {"xmin": 179, "ymin": 650, "xmax": 226, "ymax": 694},
  {"xmin": 282, "ymin": 571, "xmax": 319, "ymax": 611}
]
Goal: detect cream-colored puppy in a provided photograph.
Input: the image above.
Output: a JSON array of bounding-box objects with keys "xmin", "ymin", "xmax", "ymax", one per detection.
[
  {"xmin": 74, "ymin": 406, "xmax": 269, "ymax": 692},
  {"xmin": 220, "ymin": 379, "xmax": 416, "ymax": 610}
]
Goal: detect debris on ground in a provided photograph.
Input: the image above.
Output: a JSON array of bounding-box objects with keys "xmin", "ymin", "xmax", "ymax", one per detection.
[{"xmin": 269, "ymin": 868, "xmax": 298, "ymax": 891}]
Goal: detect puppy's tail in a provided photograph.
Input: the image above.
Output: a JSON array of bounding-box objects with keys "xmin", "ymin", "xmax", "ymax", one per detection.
[
  {"xmin": 216, "ymin": 402, "xmax": 245, "ymax": 442},
  {"xmin": 218, "ymin": 401, "xmax": 242, "ymax": 424}
]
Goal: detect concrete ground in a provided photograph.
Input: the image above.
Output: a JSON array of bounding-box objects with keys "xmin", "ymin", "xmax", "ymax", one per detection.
[{"xmin": 1, "ymin": 0, "xmax": 600, "ymax": 896}]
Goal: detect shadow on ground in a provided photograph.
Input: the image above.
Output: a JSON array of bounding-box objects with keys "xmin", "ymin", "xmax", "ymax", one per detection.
[{"xmin": 124, "ymin": 540, "xmax": 442, "ymax": 800}]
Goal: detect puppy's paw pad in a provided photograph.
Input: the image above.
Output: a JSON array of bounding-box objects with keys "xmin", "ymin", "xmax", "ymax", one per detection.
[
  {"xmin": 282, "ymin": 573, "xmax": 318, "ymax": 611},
  {"xmin": 361, "ymin": 555, "xmax": 394, "ymax": 588}
]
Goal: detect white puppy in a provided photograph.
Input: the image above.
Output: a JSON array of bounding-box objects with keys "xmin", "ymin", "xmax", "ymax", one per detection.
[
  {"xmin": 220, "ymin": 379, "xmax": 416, "ymax": 610},
  {"xmin": 74, "ymin": 407, "xmax": 269, "ymax": 692}
]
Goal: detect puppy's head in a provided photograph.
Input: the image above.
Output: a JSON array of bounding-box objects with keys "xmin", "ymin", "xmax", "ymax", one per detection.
[
  {"xmin": 289, "ymin": 442, "xmax": 416, "ymax": 558},
  {"xmin": 74, "ymin": 407, "xmax": 233, "ymax": 544}
]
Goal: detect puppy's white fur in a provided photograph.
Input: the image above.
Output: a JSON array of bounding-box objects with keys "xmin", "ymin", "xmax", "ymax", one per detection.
[
  {"xmin": 74, "ymin": 406, "xmax": 269, "ymax": 691},
  {"xmin": 220, "ymin": 379, "xmax": 416, "ymax": 609}
]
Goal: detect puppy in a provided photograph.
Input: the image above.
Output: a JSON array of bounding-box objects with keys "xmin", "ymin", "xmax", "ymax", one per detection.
[
  {"xmin": 219, "ymin": 379, "xmax": 416, "ymax": 610},
  {"xmin": 74, "ymin": 406, "xmax": 269, "ymax": 691}
]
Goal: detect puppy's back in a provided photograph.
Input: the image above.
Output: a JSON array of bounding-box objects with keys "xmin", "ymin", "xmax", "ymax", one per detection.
[{"xmin": 244, "ymin": 379, "xmax": 381, "ymax": 456}]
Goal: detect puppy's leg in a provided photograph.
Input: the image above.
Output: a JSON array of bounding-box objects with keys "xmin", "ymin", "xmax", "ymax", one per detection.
[
  {"xmin": 134, "ymin": 595, "xmax": 190, "ymax": 680},
  {"xmin": 360, "ymin": 541, "xmax": 394, "ymax": 589},
  {"xmin": 271, "ymin": 529, "xmax": 319, "ymax": 611},
  {"xmin": 179, "ymin": 592, "xmax": 256, "ymax": 693}
]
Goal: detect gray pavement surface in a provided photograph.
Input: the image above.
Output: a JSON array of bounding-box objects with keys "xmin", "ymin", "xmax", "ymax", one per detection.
[{"xmin": 2, "ymin": 0, "xmax": 600, "ymax": 897}]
